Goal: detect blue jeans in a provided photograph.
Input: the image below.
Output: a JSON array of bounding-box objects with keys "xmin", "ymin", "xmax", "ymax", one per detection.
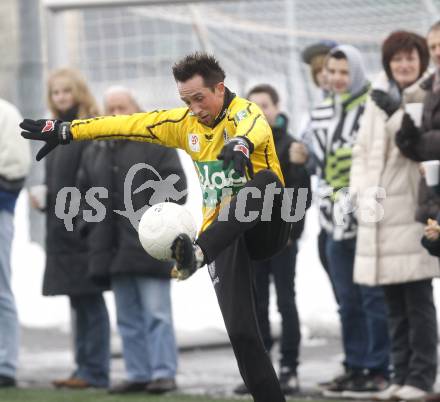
[
  {"xmin": 112, "ymin": 276, "xmax": 177, "ymax": 382},
  {"xmin": 69, "ymin": 294, "xmax": 110, "ymax": 387},
  {"xmin": 326, "ymin": 237, "xmax": 390, "ymax": 374},
  {"xmin": 253, "ymin": 241, "xmax": 300, "ymax": 372},
  {"xmin": 0, "ymin": 211, "xmax": 19, "ymax": 378}
]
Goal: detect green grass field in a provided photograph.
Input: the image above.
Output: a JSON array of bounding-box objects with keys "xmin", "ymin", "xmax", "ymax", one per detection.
[{"xmin": 0, "ymin": 388, "xmax": 329, "ymax": 402}]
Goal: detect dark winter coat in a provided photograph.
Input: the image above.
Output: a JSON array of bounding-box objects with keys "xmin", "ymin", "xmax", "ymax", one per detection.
[
  {"xmin": 272, "ymin": 114, "xmax": 312, "ymax": 240},
  {"xmin": 77, "ymin": 140, "xmax": 187, "ymax": 282},
  {"xmin": 421, "ymin": 211, "xmax": 440, "ymax": 257},
  {"xmin": 43, "ymin": 141, "xmax": 108, "ymax": 296},
  {"xmin": 395, "ymin": 73, "xmax": 440, "ymax": 223}
]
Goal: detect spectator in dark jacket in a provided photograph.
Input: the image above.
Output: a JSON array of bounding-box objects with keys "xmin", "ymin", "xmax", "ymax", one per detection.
[
  {"xmin": 30, "ymin": 68, "xmax": 110, "ymax": 389},
  {"xmin": 422, "ymin": 215, "xmax": 440, "ymax": 257},
  {"xmin": 396, "ymin": 21, "xmax": 440, "ymax": 221},
  {"xmin": 395, "ymin": 22, "xmax": 440, "ymax": 402},
  {"xmin": 233, "ymin": 84, "xmax": 311, "ymax": 396},
  {"xmin": 77, "ymin": 86, "xmax": 187, "ymax": 395}
]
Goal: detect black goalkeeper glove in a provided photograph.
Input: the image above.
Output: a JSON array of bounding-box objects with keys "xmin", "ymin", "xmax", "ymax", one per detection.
[
  {"xmin": 20, "ymin": 119, "xmax": 72, "ymax": 161},
  {"xmin": 171, "ymin": 234, "xmax": 204, "ymax": 281},
  {"xmin": 217, "ymin": 136, "xmax": 254, "ymax": 178},
  {"xmin": 370, "ymin": 89, "xmax": 401, "ymax": 117}
]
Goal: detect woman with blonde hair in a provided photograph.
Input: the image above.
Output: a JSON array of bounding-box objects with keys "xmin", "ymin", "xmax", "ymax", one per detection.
[
  {"xmin": 32, "ymin": 67, "xmax": 110, "ymax": 389},
  {"xmin": 46, "ymin": 68, "xmax": 99, "ymax": 119}
]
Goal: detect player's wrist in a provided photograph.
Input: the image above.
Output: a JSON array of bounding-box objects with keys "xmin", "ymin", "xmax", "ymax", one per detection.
[
  {"xmin": 234, "ymin": 136, "xmax": 254, "ymax": 154},
  {"xmin": 58, "ymin": 122, "xmax": 73, "ymax": 144}
]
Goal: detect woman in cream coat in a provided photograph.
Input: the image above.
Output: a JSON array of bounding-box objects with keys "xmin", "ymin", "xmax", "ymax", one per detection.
[{"xmin": 350, "ymin": 31, "xmax": 438, "ymax": 401}]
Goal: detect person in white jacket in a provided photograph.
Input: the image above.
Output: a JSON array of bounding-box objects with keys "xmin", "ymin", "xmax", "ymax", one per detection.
[
  {"xmin": 0, "ymin": 98, "xmax": 31, "ymax": 387},
  {"xmin": 308, "ymin": 45, "xmax": 390, "ymax": 399},
  {"xmin": 350, "ymin": 31, "xmax": 438, "ymax": 401}
]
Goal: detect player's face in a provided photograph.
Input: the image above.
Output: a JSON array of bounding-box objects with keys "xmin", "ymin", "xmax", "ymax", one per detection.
[
  {"xmin": 248, "ymin": 92, "xmax": 279, "ymax": 127},
  {"xmin": 428, "ymin": 29, "xmax": 440, "ymax": 67},
  {"xmin": 50, "ymin": 77, "xmax": 76, "ymax": 113},
  {"xmin": 105, "ymin": 92, "xmax": 139, "ymax": 115},
  {"xmin": 389, "ymin": 48, "xmax": 420, "ymax": 89},
  {"xmin": 327, "ymin": 57, "xmax": 350, "ymax": 94},
  {"xmin": 177, "ymin": 74, "xmax": 225, "ymax": 127}
]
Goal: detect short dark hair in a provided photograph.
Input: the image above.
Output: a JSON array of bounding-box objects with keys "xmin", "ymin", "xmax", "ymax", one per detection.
[
  {"xmin": 247, "ymin": 84, "xmax": 279, "ymax": 105},
  {"xmin": 329, "ymin": 50, "xmax": 347, "ymax": 60},
  {"xmin": 382, "ymin": 31, "xmax": 429, "ymax": 80},
  {"xmin": 172, "ymin": 52, "xmax": 226, "ymax": 88}
]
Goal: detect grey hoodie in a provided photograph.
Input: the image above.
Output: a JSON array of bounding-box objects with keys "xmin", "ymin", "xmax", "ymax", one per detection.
[{"xmin": 330, "ymin": 44, "xmax": 368, "ymax": 95}]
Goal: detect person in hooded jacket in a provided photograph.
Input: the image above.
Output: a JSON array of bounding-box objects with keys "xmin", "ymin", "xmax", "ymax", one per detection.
[
  {"xmin": 309, "ymin": 45, "xmax": 390, "ymax": 398},
  {"xmin": 231, "ymin": 84, "xmax": 311, "ymax": 396},
  {"xmin": 351, "ymin": 31, "xmax": 438, "ymax": 401},
  {"xmin": 29, "ymin": 68, "xmax": 110, "ymax": 389}
]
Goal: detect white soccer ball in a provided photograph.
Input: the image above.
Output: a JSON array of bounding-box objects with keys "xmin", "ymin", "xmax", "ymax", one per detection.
[{"xmin": 138, "ymin": 202, "xmax": 197, "ymax": 261}]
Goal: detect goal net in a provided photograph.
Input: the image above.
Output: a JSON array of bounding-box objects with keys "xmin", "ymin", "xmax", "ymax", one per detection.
[{"xmin": 45, "ymin": 0, "xmax": 439, "ymax": 134}]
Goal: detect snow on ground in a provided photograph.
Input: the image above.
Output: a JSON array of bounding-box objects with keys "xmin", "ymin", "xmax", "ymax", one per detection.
[{"xmin": 10, "ymin": 153, "xmax": 440, "ymax": 341}]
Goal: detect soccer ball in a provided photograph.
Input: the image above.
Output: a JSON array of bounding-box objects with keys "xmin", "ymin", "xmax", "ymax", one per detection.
[{"xmin": 138, "ymin": 202, "xmax": 197, "ymax": 261}]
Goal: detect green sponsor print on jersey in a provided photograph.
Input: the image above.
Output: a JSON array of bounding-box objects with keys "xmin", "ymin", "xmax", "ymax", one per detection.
[
  {"xmin": 195, "ymin": 160, "xmax": 247, "ymax": 208},
  {"xmin": 234, "ymin": 109, "xmax": 249, "ymax": 124}
]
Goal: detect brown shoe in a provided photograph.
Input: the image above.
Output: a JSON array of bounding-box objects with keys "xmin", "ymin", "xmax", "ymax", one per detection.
[
  {"xmin": 52, "ymin": 377, "xmax": 90, "ymax": 389},
  {"xmin": 146, "ymin": 378, "xmax": 177, "ymax": 394}
]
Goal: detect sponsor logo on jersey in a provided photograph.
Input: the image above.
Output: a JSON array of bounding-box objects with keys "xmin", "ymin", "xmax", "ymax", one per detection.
[
  {"xmin": 234, "ymin": 109, "xmax": 248, "ymax": 124},
  {"xmin": 194, "ymin": 160, "xmax": 246, "ymax": 209},
  {"xmin": 188, "ymin": 133, "xmax": 200, "ymax": 152}
]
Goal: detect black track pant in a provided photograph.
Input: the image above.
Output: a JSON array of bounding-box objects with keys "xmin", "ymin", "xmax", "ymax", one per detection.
[{"xmin": 197, "ymin": 170, "xmax": 291, "ymax": 402}]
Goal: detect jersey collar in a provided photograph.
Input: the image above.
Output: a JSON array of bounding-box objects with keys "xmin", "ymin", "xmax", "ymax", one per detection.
[{"xmin": 211, "ymin": 87, "xmax": 236, "ymax": 128}]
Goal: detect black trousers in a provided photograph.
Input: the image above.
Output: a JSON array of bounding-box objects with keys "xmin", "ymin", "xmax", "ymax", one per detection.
[
  {"xmin": 253, "ymin": 241, "xmax": 300, "ymax": 373},
  {"xmin": 197, "ymin": 170, "xmax": 291, "ymax": 402},
  {"xmin": 383, "ymin": 280, "xmax": 438, "ymax": 391}
]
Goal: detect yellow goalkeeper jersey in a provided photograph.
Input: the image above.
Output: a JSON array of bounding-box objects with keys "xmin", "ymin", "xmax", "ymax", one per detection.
[{"xmin": 70, "ymin": 89, "xmax": 284, "ymax": 231}]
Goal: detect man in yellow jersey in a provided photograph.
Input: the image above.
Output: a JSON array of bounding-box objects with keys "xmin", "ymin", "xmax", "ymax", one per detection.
[{"xmin": 20, "ymin": 53, "xmax": 294, "ymax": 402}]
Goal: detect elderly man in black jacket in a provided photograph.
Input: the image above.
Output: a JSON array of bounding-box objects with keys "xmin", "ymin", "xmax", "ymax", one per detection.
[
  {"xmin": 233, "ymin": 84, "xmax": 311, "ymax": 396},
  {"xmin": 77, "ymin": 87, "xmax": 187, "ymax": 395}
]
